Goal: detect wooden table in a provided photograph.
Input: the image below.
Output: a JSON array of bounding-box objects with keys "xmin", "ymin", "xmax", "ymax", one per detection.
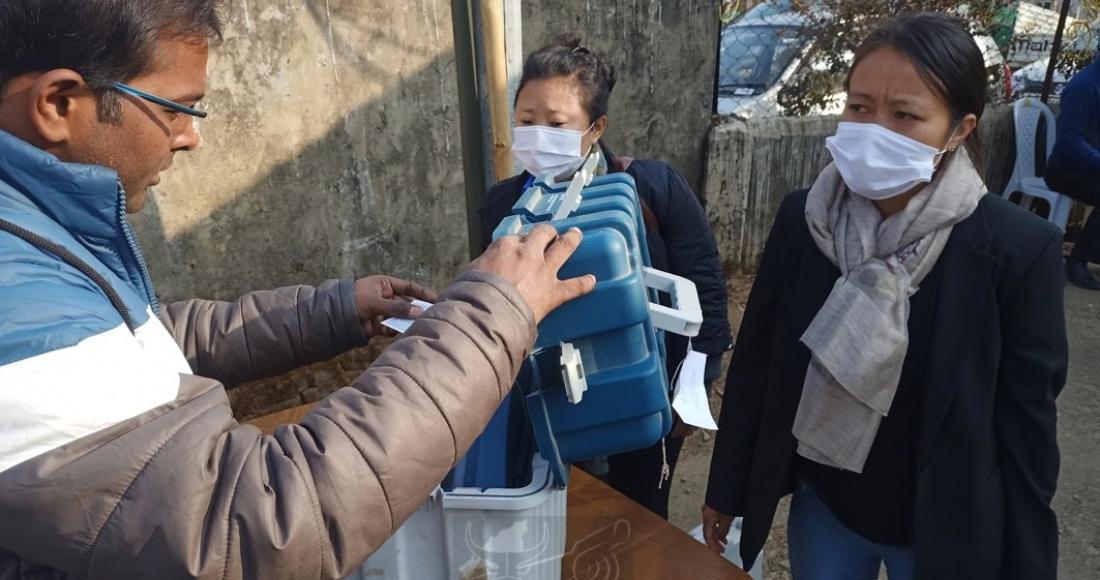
[{"xmin": 249, "ymin": 405, "xmax": 750, "ymax": 580}]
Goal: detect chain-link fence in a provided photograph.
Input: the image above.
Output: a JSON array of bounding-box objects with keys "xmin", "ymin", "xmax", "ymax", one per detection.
[{"xmin": 715, "ymin": 0, "xmax": 1100, "ymax": 119}]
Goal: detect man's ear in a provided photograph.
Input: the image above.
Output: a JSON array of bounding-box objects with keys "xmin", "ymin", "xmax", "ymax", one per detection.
[{"xmin": 27, "ymin": 69, "xmax": 96, "ymax": 145}]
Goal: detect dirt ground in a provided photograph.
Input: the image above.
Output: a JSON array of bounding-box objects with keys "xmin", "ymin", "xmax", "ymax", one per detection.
[{"xmin": 667, "ymin": 273, "xmax": 1100, "ymax": 580}]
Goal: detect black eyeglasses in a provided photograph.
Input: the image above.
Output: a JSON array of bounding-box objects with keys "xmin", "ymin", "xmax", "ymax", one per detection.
[{"xmin": 110, "ymin": 82, "xmax": 207, "ymax": 119}]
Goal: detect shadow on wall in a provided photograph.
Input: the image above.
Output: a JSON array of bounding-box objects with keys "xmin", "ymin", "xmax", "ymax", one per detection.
[{"xmin": 132, "ymin": 1, "xmax": 468, "ymax": 304}]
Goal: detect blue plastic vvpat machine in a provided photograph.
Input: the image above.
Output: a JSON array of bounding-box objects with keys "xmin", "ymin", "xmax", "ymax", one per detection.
[{"xmin": 454, "ymin": 155, "xmax": 702, "ymax": 489}]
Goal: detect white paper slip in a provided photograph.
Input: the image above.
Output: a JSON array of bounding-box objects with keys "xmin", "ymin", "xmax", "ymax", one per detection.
[
  {"xmin": 381, "ymin": 300, "xmax": 435, "ymax": 334},
  {"xmin": 672, "ymin": 350, "xmax": 718, "ymax": 431}
]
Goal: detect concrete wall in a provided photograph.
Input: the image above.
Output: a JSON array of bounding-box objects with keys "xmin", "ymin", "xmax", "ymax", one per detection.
[
  {"xmin": 132, "ymin": 0, "xmax": 468, "ymax": 304},
  {"xmin": 128, "ymin": 0, "xmax": 467, "ymax": 417},
  {"xmin": 522, "ymin": 0, "xmax": 719, "ymax": 191},
  {"xmin": 703, "ymin": 107, "xmax": 1019, "ymax": 272}
]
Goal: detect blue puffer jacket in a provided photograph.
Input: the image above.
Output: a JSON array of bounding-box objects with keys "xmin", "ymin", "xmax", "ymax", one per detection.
[
  {"xmin": 0, "ymin": 129, "xmax": 163, "ymax": 358},
  {"xmin": 0, "ymin": 129, "xmax": 195, "ymax": 473}
]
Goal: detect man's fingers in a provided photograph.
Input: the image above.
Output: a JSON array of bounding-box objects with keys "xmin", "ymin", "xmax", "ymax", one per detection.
[
  {"xmin": 556, "ymin": 274, "xmax": 596, "ymax": 305},
  {"xmin": 370, "ymin": 297, "xmax": 423, "ymax": 319},
  {"xmin": 524, "ymin": 224, "xmax": 559, "ymax": 251},
  {"xmin": 702, "ymin": 524, "xmax": 717, "ymax": 552},
  {"xmin": 715, "ymin": 517, "xmax": 732, "ymax": 552},
  {"xmin": 545, "ymin": 227, "xmax": 583, "ymax": 269},
  {"xmin": 387, "ymin": 277, "xmax": 437, "ymax": 302},
  {"xmin": 703, "ymin": 520, "xmax": 722, "ymax": 553},
  {"xmin": 702, "ymin": 506, "xmax": 733, "ymax": 554}
]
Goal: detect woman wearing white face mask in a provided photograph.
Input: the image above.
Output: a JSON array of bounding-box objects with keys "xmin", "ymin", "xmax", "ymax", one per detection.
[
  {"xmin": 480, "ymin": 33, "xmax": 732, "ymax": 521},
  {"xmin": 703, "ymin": 13, "xmax": 1067, "ymax": 580}
]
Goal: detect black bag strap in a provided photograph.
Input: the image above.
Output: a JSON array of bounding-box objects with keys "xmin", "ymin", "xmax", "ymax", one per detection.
[{"xmin": 0, "ymin": 218, "xmax": 136, "ymax": 333}]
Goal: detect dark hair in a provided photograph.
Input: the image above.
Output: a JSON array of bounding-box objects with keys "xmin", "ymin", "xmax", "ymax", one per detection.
[
  {"xmin": 0, "ymin": 0, "xmax": 223, "ymax": 123},
  {"xmin": 516, "ymin": 33, "xmax": 617, "ymax": 124},
  {"xmin": 848, "ymin": 13, "xmax": 986, "ymax": 164}
]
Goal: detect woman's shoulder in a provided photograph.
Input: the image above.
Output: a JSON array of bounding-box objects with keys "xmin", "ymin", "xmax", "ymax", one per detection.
[
  {"xmin": 976, "ymin": 193, "xmax": 1063, "ymax": 252},
  {"xmin": 482, "ymin": 173, "xmax": 529, "ymax": 215},
  {"xmin": 486, "ymin": 172, "xmax": 529, "ymax": 201},
  {"xmin": 776, "ymin": 189, "xmax": 811, "ymax": 227},
  {"xmin": 479, "ymin": 173, "xmax": 531, "ymax": 240},
  {"xmin": 966, "ymin": 193, "xmax": 1064, "ymax": 279},
  {"xmin": 621, "ymin": 158, "xmax": 672, "ymax": 189}
]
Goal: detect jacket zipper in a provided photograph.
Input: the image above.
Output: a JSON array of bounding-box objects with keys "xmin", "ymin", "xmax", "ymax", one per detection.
[{"xmin": 117, "ymin": 182, "xmax": 160, "ymax": 315}]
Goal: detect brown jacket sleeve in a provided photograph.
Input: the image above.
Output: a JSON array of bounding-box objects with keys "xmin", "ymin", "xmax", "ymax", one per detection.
[
  {"xmin": 159, "ymin": 278, "xmax": 368, "ymax": 386},
  {"xmin": 0, "ymin": 271, "xmax": 535, "ymax": 580}
]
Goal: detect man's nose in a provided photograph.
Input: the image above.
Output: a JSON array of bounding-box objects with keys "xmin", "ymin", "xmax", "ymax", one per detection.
[{"xmin": 173, "ymin": 118, "xmax": 202, "ymax": 152}]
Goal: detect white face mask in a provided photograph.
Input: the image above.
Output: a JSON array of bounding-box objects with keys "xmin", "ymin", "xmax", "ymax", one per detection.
[
  {"xmin": 512, "ymin": 124, "xmax": 594, "ymax": 181},
  {"xmin": 825, "ymin": 121, "xmax": 956, "ymax": 200}
]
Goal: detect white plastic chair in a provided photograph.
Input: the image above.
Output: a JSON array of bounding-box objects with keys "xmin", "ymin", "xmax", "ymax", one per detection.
[{"xmin": 1001, "ymin": 98, "xmax": 1073, "ymax": 230}]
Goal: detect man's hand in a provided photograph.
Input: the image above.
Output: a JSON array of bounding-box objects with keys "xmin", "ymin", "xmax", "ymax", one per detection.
[
  {"xmin": 469, "ymin": 225, "xmax": 596, "ymax": 323},
  {"xmin": 701, "ymin": 504, "xmax": 734, "ymax": 554},
  {"xmin": 354, "ymin": 276, "xmax": 438, "ymax": 337}
]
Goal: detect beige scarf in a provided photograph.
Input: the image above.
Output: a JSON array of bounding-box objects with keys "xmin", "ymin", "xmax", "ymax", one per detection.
[{"xmin": 793, "ymin": 147, "xmax": 986, "ymax": 473}]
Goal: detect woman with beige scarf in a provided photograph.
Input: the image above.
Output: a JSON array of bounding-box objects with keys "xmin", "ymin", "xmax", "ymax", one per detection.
[{"xmin": 702, "ymin": 13, "xmax": 1067, "ymax": 580}]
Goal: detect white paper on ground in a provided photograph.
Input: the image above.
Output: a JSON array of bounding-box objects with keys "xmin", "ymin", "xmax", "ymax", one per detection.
[
  {"xmin": 672, "ymin": 349, "xmax": 718, "ymax": 430},
  {"xmin": 381, "ymin": 300, "xmax": 435, "ymax": 334}
]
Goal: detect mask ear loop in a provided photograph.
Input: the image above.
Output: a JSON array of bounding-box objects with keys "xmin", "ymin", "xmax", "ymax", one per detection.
[
  {"xmin": 581, "ymin": 120, "xmax": 599, "ymax": 158},
  {"xmin": 934, "ymin": 123, "xmax": 962, "ymax": 167}
]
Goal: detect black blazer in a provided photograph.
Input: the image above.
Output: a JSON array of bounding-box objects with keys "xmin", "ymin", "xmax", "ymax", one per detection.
[
  {"xmin": 706, "ymin": 190, "xmax": 1068, "ymax": 580},
  {"xmin": 479, "ymin": 147, "xmax": 733, "ymax": 375}
]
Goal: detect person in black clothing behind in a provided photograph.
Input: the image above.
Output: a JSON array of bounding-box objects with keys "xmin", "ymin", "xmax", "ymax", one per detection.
[
  {"xmin": 702, "ymin": 13, "xmax": 1066, "ymax": 580},
  {"xmin": 1045, "ymin": 45, "xmax": 1100, "ymax": 290},
  {"xmin": 479, "ymin": 33, "xmax": 732, "ymax": 520}
]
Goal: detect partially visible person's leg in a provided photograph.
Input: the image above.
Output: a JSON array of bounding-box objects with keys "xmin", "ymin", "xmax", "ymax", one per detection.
[
  {"xmin": 1071, "ymin": 205, "xmax": 1100, "ymax": 264},
  {"xmin": 1047, "ymin": 171, "xmax": 1100, "ymax": 289},
  {"xmin": 788, "ymin": 480, "xmax": 882, "ymax": 580},
  {"xmin": 879, "ymin": 542, "xmax": 916, "ymax": 580}
]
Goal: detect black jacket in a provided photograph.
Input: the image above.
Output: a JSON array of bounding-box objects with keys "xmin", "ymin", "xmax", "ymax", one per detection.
[
  {"xmin": 479, "ymin": 148, "xmax": 733, "ymax": 379},
  {"xmin": 706, "ymin": 190, "xmax": 1067, "ymax": 580}
]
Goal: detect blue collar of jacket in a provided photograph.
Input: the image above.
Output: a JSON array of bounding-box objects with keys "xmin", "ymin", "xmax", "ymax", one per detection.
[{"xmin": 0, "ymin": 129, "xmax": 159, "ymax": 312}]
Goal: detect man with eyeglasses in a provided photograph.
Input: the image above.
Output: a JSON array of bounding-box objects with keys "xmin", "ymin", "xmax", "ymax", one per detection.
[{"xmin": 0, "ymin": 1, "xmax": 595, "ymax": 578}]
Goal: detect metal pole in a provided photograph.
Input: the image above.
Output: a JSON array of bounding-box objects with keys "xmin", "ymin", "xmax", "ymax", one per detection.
[
  {"xmin": 1041, "ymin": 0, "xmax": 1073, "ymax": 103},
  {"xmin": 451, "ymin": 0, "xmax": 488, "ymax": 258},
  {"xmin": 480, "ymin": 0, "xmax": 515, "ymax": 182}
]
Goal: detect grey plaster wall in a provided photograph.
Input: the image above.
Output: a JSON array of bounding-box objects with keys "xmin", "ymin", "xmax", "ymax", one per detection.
[
  {"xmin": 131, "ymin": 0, "xmax": 467, "ymax": 303},
  {"xmin": 522, "ymin": 0, "xmax": 719, "ymax": 191}
]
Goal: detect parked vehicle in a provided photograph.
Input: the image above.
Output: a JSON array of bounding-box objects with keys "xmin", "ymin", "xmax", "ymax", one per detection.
[
  {"xmin": 717, "ymin": 2, "xmax": 1013, "ymax": 119},
  {"xmin": 1010, "ymin": 25, "xmax": 1097, "ymax": 102},
  {"xmin": 716, "ymin": 6, "xmax": 833, "ymax": 119},
  {"xmin": 1012, "ymin": 57, "xmax": 1067, "ymax": 101}
]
